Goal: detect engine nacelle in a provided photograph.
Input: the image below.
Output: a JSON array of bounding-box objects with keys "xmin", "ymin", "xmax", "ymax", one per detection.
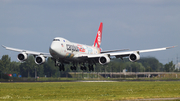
[
  {"xmin": 99, "ymin": 55, "xmax": 110, "ymax": 65},
  {"xmin": 35, "ymin": 55, "xmax": 46, "ymax": 65},
  {"xmin": 129, "ymin": 52, "xmax": 140, "ymax": 62},
  {"xmin": 17, "ymin": 52, "xmax": 28, "ymax": 61}
]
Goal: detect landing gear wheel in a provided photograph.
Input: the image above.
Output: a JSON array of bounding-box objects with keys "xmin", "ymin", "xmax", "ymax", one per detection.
[
  {"xmin": 74, "ymin": 66, "xmax": 76, "ymax": 71},
  {"xmin": 92, "ymin": 65, "xmax": 94, "ymax": 71},
  {"xmin": 84, "ymin": 66, "xmax": 87, "ymax": 70},
  {"xmin": 70, "ymin": 66, "xmax": 77, "ymax": 71},
  {"xmin": 59, "ymin": 64, "xmax": 65, "ymax": 71},
  {"xmin": 88, "ymin": 65, "xmax": 94, "ymax": 71},
  {"xmin": 56, "ymin": 63, "xmax": 60, "ymax": 67},
  {"xmin": 59, "ymin": 66, "xmax": 61, "ymax": 71},
  {"xmin": 80, "ymin": 66, "xmax": 83, "ymax": 70},
  {"xmin": 80, "ymin": 66, "xmax": 86, "ymax": 71}
]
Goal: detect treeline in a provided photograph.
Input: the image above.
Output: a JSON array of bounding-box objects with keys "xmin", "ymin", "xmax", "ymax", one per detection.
[{"xmin": 0, "ymin": 55, "xmax": 178, "ymax": 78}]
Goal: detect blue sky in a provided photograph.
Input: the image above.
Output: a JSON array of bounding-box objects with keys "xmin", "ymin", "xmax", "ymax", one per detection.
[{"xmin": 0, "ymin": 0, "xmax": 180, "ymax": 64}]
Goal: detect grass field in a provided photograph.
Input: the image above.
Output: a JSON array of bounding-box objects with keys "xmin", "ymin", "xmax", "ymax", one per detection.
[{"xmin": 0, "ymin": 81, "xmax": 180, "ymax": 101}]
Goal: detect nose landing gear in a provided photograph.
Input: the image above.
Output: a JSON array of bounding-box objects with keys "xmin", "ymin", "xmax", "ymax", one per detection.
[
  {"xmin": 59, "ymin": 64, "xmax": 64, "ymax": 71},
  {"xmin": 53, "ymin": 59, "xmax": 65, "ymax": 71}
]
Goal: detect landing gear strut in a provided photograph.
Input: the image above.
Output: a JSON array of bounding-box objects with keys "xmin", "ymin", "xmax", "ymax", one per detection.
[
  {"xmin": 80, "ymin": 65, "xmax": 87, "ymax": 71},
  {"xmin": 59, "ymin": 64, "xmax": 64, "ymax": 71},
  {"xmin": 54, "ymin": 59, "xmax": 65, "ymax": 71},
  {"xmin": 88, "ymin": 65, "xmax": 94, "ymax": 71},
  {"xmin": 70, "ymin": 65, "xmax": 77, "ymax": 71},
  {"xmin": 79, "ymin": 64, "xmax": 94, "ymax": 71}
]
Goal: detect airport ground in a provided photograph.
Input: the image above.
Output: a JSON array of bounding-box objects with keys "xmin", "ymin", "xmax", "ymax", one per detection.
[
  {"xmin": 1, "ymin": 72, "xmax": 180, "ymax": 82},
  {"xmin": 0, "ymin": 81, "xmax": 180, "ymax": 101},
  {"xmin": 1, "ymin": 72, "xmax": 180, "ymax": 100}
]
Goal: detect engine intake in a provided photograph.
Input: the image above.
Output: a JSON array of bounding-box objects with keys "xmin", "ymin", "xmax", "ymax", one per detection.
[
  {"xmin": 35, "ymin": 55, "xmax": 46, "ymax": 65},
  {"xmin": 17, "ymin": 52, "xmax": 27, "ymax": 61},
  {"xmin": 99, "ymin": 55, "xmax": 110, "ymax": 65},
  {"xmin": 129, "ymin": 52, "xmax": 140, "ymax": 62}
]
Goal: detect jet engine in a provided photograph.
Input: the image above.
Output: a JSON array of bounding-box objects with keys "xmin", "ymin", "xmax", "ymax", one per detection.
[
  {"xmin": 17, "ymin": 52, "xmax": 28, "ymax": 61},
  {"xmin": 99, "ymin": 55, "xmax": 110, "ymax": 65},
  {"xmin": 35, "ymin": 55, "xmax": 46, "ymax": 65},
  {"xmin": 129, "ymin": 52, "xmax": 140, "ymax": 62}
]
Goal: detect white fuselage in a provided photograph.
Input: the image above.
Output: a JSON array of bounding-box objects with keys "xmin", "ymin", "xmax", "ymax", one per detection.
[{"xmin": 49, "ymin": 37, "xmax": 100, "ymax": 61}]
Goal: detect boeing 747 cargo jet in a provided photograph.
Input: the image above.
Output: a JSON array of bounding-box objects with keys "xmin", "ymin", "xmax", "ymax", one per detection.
[{"xmin": 2, "ymin": 22, "xmax": 175, "ymax": 71}]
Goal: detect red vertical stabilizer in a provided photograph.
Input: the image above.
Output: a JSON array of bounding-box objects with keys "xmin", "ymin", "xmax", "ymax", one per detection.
[{"xmin": 93, "ymin": 22, "xmax": 103, "ymax": 49}]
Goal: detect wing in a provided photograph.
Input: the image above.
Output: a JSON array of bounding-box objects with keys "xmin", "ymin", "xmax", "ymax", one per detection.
[
  {"xmin": 76, "ymin": 46, "xmax": 176, "ymax": 64},
  {"xmin": 2, "ymin": 45, "xmax": 51, "ymax": 57},
  {"xmin": 109, "ymin": 46, "xmax": 176, "ymax": 58},
  {"xmin": 100, "ymin": 49, "xmax": 129, "ymax": 53},
  {"xmin": 81, "ymin": 46, "xmax": 175, "ymax": 58}
]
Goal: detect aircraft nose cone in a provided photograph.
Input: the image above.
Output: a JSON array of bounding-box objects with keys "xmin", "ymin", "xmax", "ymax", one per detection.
[{"xmin": 49, "ymin": 43, "xmax": 59, "ymax": 55}]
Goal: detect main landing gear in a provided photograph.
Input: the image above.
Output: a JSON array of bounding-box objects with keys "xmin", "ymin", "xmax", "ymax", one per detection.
[
  {"xmin": 80, "ymin": 65, "xmax": 86, "ymax": 71},
  {"xmin": 54, "ymin": 59, "xmax": 94, "ymax": 71},
  {"xmin": 59, "ymin": 64, "xmax": 94, "ymax": 72},
  {"xmin": 80, "ymin": 64, "xmax": 94, "ymax": 71},
  {"xmin": 88, "ymin": 65, "xmax": 94, "ymax": 71},
  {"xmin": 69, "ymin": 64, "xmax": 95, "ymax": 71},
  {"xmin": 70, "ymin": 65, "xmax": 77, "ymax": 71}
]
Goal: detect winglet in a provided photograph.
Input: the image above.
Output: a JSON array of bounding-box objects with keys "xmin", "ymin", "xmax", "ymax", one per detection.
[
  {"xmin": 166, "ymin": 45, "xmax": 177, "ymax": 49},
  {"xmin": 2, "ymin": 45, "xmax": 6, "ymax": 48}
]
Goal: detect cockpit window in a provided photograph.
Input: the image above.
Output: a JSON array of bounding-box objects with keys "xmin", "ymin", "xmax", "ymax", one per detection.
[{"xmin": 53, "ymin": 39, "xmax": 60, "ymax": 41}]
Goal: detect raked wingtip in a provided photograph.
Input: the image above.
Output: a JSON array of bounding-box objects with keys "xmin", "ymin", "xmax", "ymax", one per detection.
[
  {"xmin": 1, "ymin": 45, "xmax": 8, "ymax": 49},
  {"xmin": 2, "ymin": 45, "xmax": 6, "ymax": 48},
  {"xmin": 166, "ymin": 45, "xmax": 177, "ymax": 49}
]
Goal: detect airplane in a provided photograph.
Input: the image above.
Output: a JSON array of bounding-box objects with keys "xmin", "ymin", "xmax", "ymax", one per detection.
[{"xmin": 2, "ymin": 22, "xmax": 176, "ymax": 71}]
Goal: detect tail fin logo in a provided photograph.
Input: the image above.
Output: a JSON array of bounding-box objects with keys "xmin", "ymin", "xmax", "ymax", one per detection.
[
  {"xmin": 97, "ymin": 31, "xmax": 101, "ymax": 45},
  {"xmin": 93, "ymin": 22, "xmax": 103, "ymax": 48}
]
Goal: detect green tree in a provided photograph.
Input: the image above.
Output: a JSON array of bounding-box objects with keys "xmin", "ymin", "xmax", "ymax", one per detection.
[
  {"xmin": 124, "ymin": 62, "xmax": 145, "ymax": 72},
  {"xmin": 145, "ymin": 66, "xmax": 153, "ymax": 72},
  {"xmin": 43, "ymin": 58, "xmax": 58, "ymax": 77},
  {"xmin": 164, "ymin": 61, "xmax": 175, "ymax": 72},
  {"xmin": 0, "ymin": 55, "xmax": 11, "ymax": 73},
  {"xmin": 10, "ymin": 61, "xmax": 20, "ymax": 74},
  {"xmin": 19, "ymin": 56, "xmax": 36, "ymax": 77},
  {"xmin": 138, "ymin": 57, "xmax": 162, "ymax": 72}
]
